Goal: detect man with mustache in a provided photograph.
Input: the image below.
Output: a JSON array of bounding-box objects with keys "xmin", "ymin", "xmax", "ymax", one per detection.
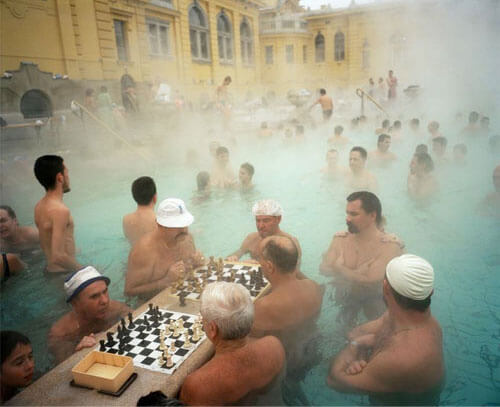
[
  {"xmin": 125, "ymin": 198, "xmax": 204, "ymax": 302},
  {"xmin": 320, "ymin": 191, "xmax": 404, "ymax": 329},
  {"xmin": 34, "ymin": 155, "xmax": 81, "ymax": 273}
]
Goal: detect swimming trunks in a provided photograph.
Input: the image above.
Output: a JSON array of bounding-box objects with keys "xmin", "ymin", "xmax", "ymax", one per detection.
[
  {"xmin": 323, "ymin": 109, "xmax": 333, "ymax": 120},
  {"xmin": 2, "ymin": 253, "xmax": 11, "ymax": 282}
]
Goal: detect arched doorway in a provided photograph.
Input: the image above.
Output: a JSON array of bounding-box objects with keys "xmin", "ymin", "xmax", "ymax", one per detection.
[{"xmin": 20, "ymin": 89, "xmax": 53, "ymax": 119}]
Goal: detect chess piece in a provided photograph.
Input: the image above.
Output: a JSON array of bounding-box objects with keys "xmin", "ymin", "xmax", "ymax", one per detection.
[
  {"xmin": 179, "ymin": 292, "xmax": 187, "ymax": 307},
  {"xmin": 172, "ymin": 323, "xmax": 180, "ymax": 338},
  {"xmin": 148, "ymin": 303, "xmax": 154, "ymax": 313},
  {"xmin": 178, "ymin": 318, "xmax": 184, "ymax": 330},
  {"xmin": 170, "ymin": 340, "xmax": 176, "ymax": 353},
  {"xmin": 127, "ymin": 312, "xmax": 135, "ymax": 329},
  {"xmin": 106, "ymin": 332, "xmax": 116, "ymax": 347},
  {"xmin": 166, "ymin": 352, "xmax": 174, "ymax": 368},
  {"xmin": 192, "ymin": 327, "xmax": 200, "ymax": 342},
  {"xmin": 184, "ymin": 331, "xmax": 192, "ymax": 349},
  {"xmin": 164, "ymin": 323, "xmax": 171, "ymax": 336},
  {"xmin": 99, "ymin": 339, "xmax": 106, "ymax": 351},
  {"xmin": 208, "ymin": 256, "xmax": 215, "ymax": 270}
]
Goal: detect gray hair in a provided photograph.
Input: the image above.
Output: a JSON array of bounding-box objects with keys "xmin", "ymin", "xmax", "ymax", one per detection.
[{"xmin": 200, "ymin": 282, "xmax": 254, "ymax": 340}]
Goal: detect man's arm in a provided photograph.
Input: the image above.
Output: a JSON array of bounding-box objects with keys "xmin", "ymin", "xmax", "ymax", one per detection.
[
  {"xmin": 50, "ymin": 208, "xmax": 81, "ymax": 272},
  {"xmin": 48, "ymin": 322, "xmax": 78, "ymax": 364},
  {"xmin": 226, "ymin": 233, "xmax": 253, "ymax": 261},
  {"xmin": 319, "ymin": 236, "xmax": 340, "ymax": 275},
  {"xmin": 348, "ymin": 312, "xmax": 387, "ymax": 341},
  {"xmin": 251, "ymin": 297, "xmax": 280, "ymax": 336}
]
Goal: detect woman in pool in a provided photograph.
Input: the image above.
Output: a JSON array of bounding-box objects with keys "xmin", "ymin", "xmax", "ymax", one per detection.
[{"xmin": 0, "ymin": 331, "xmax": 35, "ymax": 403}]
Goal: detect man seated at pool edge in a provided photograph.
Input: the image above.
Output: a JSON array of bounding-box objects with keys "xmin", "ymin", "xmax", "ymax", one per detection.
[
  {"xmin": 179, "ymin": 282, "xmax": 285, "ymax": 405},
  {"xmin": 327, "ymin": 254, "xmax": 444, "ymax": 405},
  {"xmin": 48, "ymin": 266, "xmax": 130, "ymax": 364},
  {"xmin": 125, "ymin": 198, "xmax": 204, "ymax": 302}
]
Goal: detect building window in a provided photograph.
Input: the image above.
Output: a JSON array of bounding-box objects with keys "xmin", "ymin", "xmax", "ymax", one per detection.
[
  {"xmin": 303, "ymin": 45, "xmax": 307, "ymax": 63},
  {"xmin": 334, "ymin": 31, "xmax": 345, "ymax": 61},
  {"xmin": 315, "ymin": 33, "xmax": 325, "ymax": 63},
  {"xmin": 286, "ymin": 44, "xmax": 294, "ymax": 64},
  {"xmin": 362, "ymin": 39, "xmax": 370, "ymax": 69},
  {"xmin": 113, "ymin": 19, "xmax": 129, "ymax": 61},
  {"xmin": 189, "ymin": 4, "xmax": 210, "ymax": 61},
  {"xmin": 151, "ymin": 0, "xmax": 173, "ymax": 9},
  {"xmin": 217, "ymin": 12, "xmax": 233, "ymax": 64},
  {"xmin": 147, "ymin": 19, "xmax": 170, "ymax": 57},
  {"xmin": 240, "ymin": 19, "xmax": 253, "ymax": 65},
  {"xmin": 282, "ymin": 20, "xmax": 294, "ymax": 29},
  {"xmin": 265, "ymin": 45, "xmax": 273, "ymax": 64}
]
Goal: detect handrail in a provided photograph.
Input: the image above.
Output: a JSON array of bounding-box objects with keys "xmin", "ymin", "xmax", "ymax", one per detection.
[{"xmin": 355, "ymin": 88, "xmax": 389, "ymax": 118}]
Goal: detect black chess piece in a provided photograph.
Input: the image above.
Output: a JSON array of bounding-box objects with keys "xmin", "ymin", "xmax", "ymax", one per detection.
[
  {"xmin": 128, "ymin": 312, "xmax": 135, "ymax": 329},
  {"xmin": 106, "ymin": 332, "xmax": 116, "ymax": 347},
  {"xmin": 117, "ymin": 325, "xmax": 122, "ymax": 338},
  {"xmin": 121, "ymin": 317, "xmax": 126, "ymax": 328},
  {"xmin": 144, "ymin": 315, "xmax": 150, "ymax": 330},
  {"xmin": 179, "ymin": 292, "xmax": 186, "ymax": 307},
  {"xmin": 99, "ymin": 339, "xmax": 106, "ymax": 351},
  {"xmin": 156, "ymin": 306, "xmax": 163, "ymax": 320},
  {"xmin": 148, "ymin": 303, "xmax": 154, "ymax": 314}
]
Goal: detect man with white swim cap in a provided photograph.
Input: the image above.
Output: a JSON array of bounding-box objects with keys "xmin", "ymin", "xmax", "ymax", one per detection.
[
  {"xmin": 320, "ymin": 191, "xmax": 404, "ymax": 328},
  {"xmin": 48, "ymin": 266, "xmax": 130, "ymax": 363},
  {"xmin": 328, "ymin": 254, "xmax": 444, "ymax": 405},
  {"xmin": 125, "ymin": 198, "xmax": 204, "ymax": 302},
  {"xmin": 226, "ymin": 199, "xmax": 302, "ymax": 267}
]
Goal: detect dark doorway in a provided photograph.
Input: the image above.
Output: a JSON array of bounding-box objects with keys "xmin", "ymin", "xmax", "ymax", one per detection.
[{"xmin": 20, "ymin": 89, "xmax": 53, "ymax": 119}]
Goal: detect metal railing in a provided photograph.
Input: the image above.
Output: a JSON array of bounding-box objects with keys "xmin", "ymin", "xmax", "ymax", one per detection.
[{"xmin": 355, "ymin": 88, "xmax": 389, "ymax": 117}]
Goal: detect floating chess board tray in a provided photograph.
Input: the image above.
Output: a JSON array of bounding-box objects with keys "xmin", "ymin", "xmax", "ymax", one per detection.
[
  {"xmin": 169, "ymin": 261, "xmax": 268, "ymax": 301},
  {"xmin": 96, "ymin": 307, "xmax": 205, "ymax": 374}
]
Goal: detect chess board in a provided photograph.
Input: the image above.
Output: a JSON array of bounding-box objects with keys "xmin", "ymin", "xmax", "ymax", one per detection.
[
  {"xmin": 169, "ymin": 261, "xmax": 268, "ymax": 301},
  {"xmin": 96, "ymin": 307, "xmax": 205, "ymax": 374}
]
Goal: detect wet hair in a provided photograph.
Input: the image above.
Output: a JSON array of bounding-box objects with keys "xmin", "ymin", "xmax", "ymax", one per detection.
[
  {"xmin": 382, "ymin": 119, "xmax": 390, "ymax": 129},
  {"xmin": 388, "ymin": 284, "xmax": 431, "ymax": 312},
  {"xmin": 34, "ymin": 155, "xmax": 64, "ymax": 190},
  {"xmin": 411, "ymin": 118, "xmax": 420, "ymax": 126},
  {"xmin": 216, "ymin": 146, "xmax": 229, "ymax": 156},
  {"xmin": 196, "ymin": 171, "xmax": 210, "ymax": 191},
  {"xmin": 224, "ymin": 76, "xmax": 232, "ymax": 83},
  {"xmin": 261, "ymin": 236, "xmax": 298, "ymax": 273},
  {"xmin": 351, "ymin": 146, "xmax": 367, "ymax": 160},
  {"xmin": 378, "ymin": 133, "xmax": 391, "ymax": 144},
  {"xmin": 85, "ymin": 88, "xmax": 94, "ymax": 97},
  {"xmin": 137, "ymin": 391, "xmax": 184, "ymax": 406},
  {"xmin": 351, "ymin": 117, "xmax": 359, "ymax": 127},
  {"xmin": 0, "ymin": 205, "xmax": 16, "ymax": 219},
  {"xmin": 347, "ymin": 191, "xmax": 382, "ymax": 227},
  {"xmin": 453, "ymin": 143, "xmax": 467, "ymax": 155},
  {"xmin": 1, "ymin": 331, "xmax": 31, "ymax": 365},
  {"xmin": 415, "ymin": 144, "xmax": 428, "ymax": 154},
  {"xmin": 428, "ymin": 121, "xmax": 439, "ymax": 132},
  {"xmin": 131, "ymin": 176, "xmax": 156, "ymax": 205},
  {"xmin": 320, "ymin": 88, "xmax": 326, "ymax": 95},
  {"xmin": 468, "ymin": 111, "xmax": 479, "ymax": 123},
  {"xmin": 433, "ymin": 136, "xmax": 448, "ymax": 147},
  {"xmin": 240, "ymin": 162, "xmax": 254, "ymax": 177},
  {"xmin": 393, "ymin": 120, "xmax": 401, "ymax": 129},
  {"xmin": 415, "ymin": 152, "xmax": 434, "ymax": 172},
  {"xmin": 334, "ymin": 125, "xmax": 343, "ymax": 135}
]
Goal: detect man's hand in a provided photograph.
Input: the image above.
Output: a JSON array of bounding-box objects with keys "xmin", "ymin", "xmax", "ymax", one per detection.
[
  {"xmin": 225, "ymin": 255, "xmax": 239, "ymax": 262},
  {"xmin": 331, "ymin": 253, "xmax": 345, "ymax": 274},
  {"xmin": 75, "ymin": 334, "xmax": 96, "ymax": 351},
  {"xmin": 167, "ymin": 261, "xmax": 185, "ymax": 282},
  {"xmin": 190, "ymin": 251, "xmax": 205, "ymax": 267},
  {"xmin": 345, "ymin": 359, "xmax": 367, "ymax": 375}
]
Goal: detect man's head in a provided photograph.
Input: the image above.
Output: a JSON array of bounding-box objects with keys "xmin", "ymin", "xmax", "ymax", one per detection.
[
  {"xmin": 156, "ymin": 198, "xmax": 194, "ymax": 241},
  {"xmin": 415, "ymin": 144, "xmax": 428, "ymax": 155},
  {"xmin": 382, "ymin": 119, "xmax": 390, "ymax": 129},
  {"xmin": 320, "ymin": 88, "xmax": 326, "ymax": 95},
  {"xmin": 345, "ymin": 191, "xmax": 382, "ymax": 233},
  {"xmin": 34, "ymin": 155, "xmax": 70, "ymax": 192},
  {"xmin": 388, "ymin": 70, "xmax": 394, "ymax": 77},
  {"xmin": 252, "ymin": 199, "xmax": 283, "ymax": 238},
  {"xmin": 480, "ymin": 116, "xmax": 490, "ymax": 129},
  {"xmin": 410, "ymin": 152, "xmax": 434, "ymax": 175},
  {"xmin": 196, "ymin": 171, "xmax": 210, "ymax": 192},
  {"xmin": 64, "ymin": 266, "xmax": 111, "ymax": 320},
  {"xmin": 239, "ymin": 163, "xmax": 254, "ymax": 186},
  {"xmin": 432, "ymin": 137, "xmax": 448, "ymax": 157},
  {"xmin": 427, "ymin": 121, "xmax": 440, "ymax": 133},
  {"xmin": 393, "ymin": 120, "xmax": 401, "ymax": 130},
  {"xmin": 410, "ymin": 118, "xmax": 420, "ymax": 130},
  {"xmin": 326, "ymin": 149, "xmax": 338, "ymax": 167},
  {"xmin": 200, "ymin": 282, "xmax": 253, "ymax": 342},
  {"xmin": 334, "ymin": 125, "xmax": 343, "ymax": 136},
  {"xmin": 377, "ymin": 134, "xmax": 391, "ymax": 153},
  {"xmin": 468, "ymin": 111, "xmax": 479, "ymax": 124},
  {"xmin": 131, "ymin": 176, "xmax": 156, "ymax": 206},
  {"xmin": 349, "ymin": 146, "xmax": 367, "ymax": 173},
  {"xmin": 0, "ymin": 206, "xmax": 18, "ymax": 240},
  {"xmin": 223, "ymin": 76, "xmax": 232, "ymax": 85},
  {"xmin": 384, "ymin": 254, "xmax": 434, "ymax": 312},
  {"xmin": 215, "ymin": 146, "xmax": 229, "ymax": 165},
  {"xmin": 493, "ymin": 165, "xmax": 500, "ymax": 193},
  {"xmin": 259, "ymin": 236, "xmax": 298, "ymax": 279}
]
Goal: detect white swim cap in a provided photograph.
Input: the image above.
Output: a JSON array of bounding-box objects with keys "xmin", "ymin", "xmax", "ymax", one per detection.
[
  {"xmin": 252, "ymin": 199, "xmax": 283, "ymax": 217},
  {"xmin": 386, "ymin": 254, "xmax": 434, "ymax": 300}
]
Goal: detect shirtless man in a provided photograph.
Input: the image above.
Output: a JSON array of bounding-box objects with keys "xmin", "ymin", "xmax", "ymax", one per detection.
[
  {"xmin": 125, "ymin": 198, "xmax": 204, "ymax": 302},
  {"xmin": 478, "ymin": 165, "xmax": 500, "ymax": 217},
  {"xmin": 33, "ymin": 155, "xmax": 81, "ymax": 273},
  {"xmin": 239, "ymin": 162, "xmax": 255, "ymax": 191},
  {"xmin": 345, "ymin": 147, "xmax": 378, "ymax": 193},
  {"xmin": 427, "ymin": 120, "xmax": 442, "ymax": 140},
  {"xmin": 327, "ymin": 254, "xmax": 444, "ymax": 405},
  {"xmin": 310, "ymin": 89, "xmax": 334, "ymax": 122},
  {"xmin": 179, "ymin": 282, "xmax": 285, "ymax": 405},
  {"xmin": 226, "ymin": 199, "xmax": 302, "ymax": 266},
  {"xmin": 408, "ymin": 153, "xmax": 439, "ymax": 200},
  {"xmin": 386, "ymin": 70, "xmax": 397, "ymax": 100},
  {"xmin": 48, "ymin": 266, "xmax": 130, "ymax": 363},
  {"xmin": 320, "ymin": 192, "xmax": 404, "ymax": 327},
  {"xmin": 122, "ymin": 176, "xmax": 157, "ymax": 245},
  {"xmin": 210, "ymin": 146, "xmax": 237, "ymax": 189},
  {"xmin": 328, "ymin": 125, "xmax": 350, "ymax": 149},
  {"xmin": 368, "ymin": 134, "xmax": 397, "ymax": 168},
  {"xmin": 0, "ymin": 206, "xmax": 39, "ymax": 252},
  {"xmin": 321, "ymin": 149, "xmax": 347, "ymax": 180},
  {"xmin": 431, "ymin": 136, "xmax": 449, "ymax": 166}
]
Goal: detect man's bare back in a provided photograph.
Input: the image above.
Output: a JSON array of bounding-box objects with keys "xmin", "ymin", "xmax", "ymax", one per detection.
[
  {"xmin": 122, "ymin": 208, "xmax": 157, "ymax": 245},
  {"xmin": 318, "ymin": 94, "xmax": 333, "ymax": 111}
]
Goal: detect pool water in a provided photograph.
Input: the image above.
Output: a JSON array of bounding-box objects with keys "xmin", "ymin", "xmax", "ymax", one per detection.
[{"xmin": 1, "ymin": 110, "xmax": 499, "ymax": 405}]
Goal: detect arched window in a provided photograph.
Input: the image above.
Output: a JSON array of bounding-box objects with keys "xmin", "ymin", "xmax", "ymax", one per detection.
[
  {"xmin": 217, "ymin": 12, "xmax": 233, "ymax": 64},
  {"xmin": 20, "ymin": 89, "xmax": 53, "ymax": 119},
  {"xmin": 240, "ymin": 19, "xmax": 253, "ymax": 65},
  {"xmin": 315, "ymin": 33, "xmax": 325, "ymax": 63},
  {"xmin": 334, "ymin": 31, "xmax": 345, "ymax": 61},
  {"xmin": 189, "ymin": 4, "xmax": 210, "ymax": 61},
  {"xmin": 362, "ymin": 39, "xmax": 370, "ymax": 69}
]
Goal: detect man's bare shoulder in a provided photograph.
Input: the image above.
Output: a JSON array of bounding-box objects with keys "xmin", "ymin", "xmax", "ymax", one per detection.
[
  {"xmin": 49, "ymin": 312, "xmax": 76, "ymax": 338},
  {"xmin": 380, "ymin": 232, "xmax": 405, "ymax": 250}
]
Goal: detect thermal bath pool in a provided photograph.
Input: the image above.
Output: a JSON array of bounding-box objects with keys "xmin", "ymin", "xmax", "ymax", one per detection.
[{"xmin": 1, "ymin": 114, "xmax": 499, "ymax": 405}]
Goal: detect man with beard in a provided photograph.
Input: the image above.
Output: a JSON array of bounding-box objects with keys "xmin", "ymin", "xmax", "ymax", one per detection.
[
  {"xmin": 320, "ymin": 192, "xmax": 404, "ymax": 328},
  {"xmin": 49, "ymin": 266, "xmax": 130, "ymax": 363},
  {"xmin": 368, "ymin": 134, "xmax": 397, "ymax": 168},
  {"xmin": 226, "ymin": 199, "xmax": 302, "ymax": 266},
  {"xmin": 125, "ymin": 198, "xmax": 204, "ymax": 302},
  {"xmin": 34, "ymin": 155, "xmax": 81, "ymax": 273}
]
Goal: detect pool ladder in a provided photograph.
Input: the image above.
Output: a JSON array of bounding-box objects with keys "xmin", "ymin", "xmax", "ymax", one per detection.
[{"xmin": 355, "ymin": 88, "xmax": 389, "ymax": 118}]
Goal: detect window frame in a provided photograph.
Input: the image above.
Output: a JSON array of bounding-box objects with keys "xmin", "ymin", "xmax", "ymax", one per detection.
[
  {"xmin": 334, "ymin": 31, "xmax": 345, "ymax": 62},
  {"xmin": 265, "ymin": 45, "xmax": 274, "ymax": 65},
  {"xmin": 240, "ymin": 18, "xmax": 254, "ymax": 66},
  {"xmin": 286, "ymin": 44, "xmax": 294, "ymax": 64},
  {"xmin": 217, "ymin": 12, "xmax": 234, "ymax": 64},
  {"xmin": 147, "ymin": 18, "xmax": 171, "ymax": 58},
  {"xmin": 189, "ymin": 4, "xmax": 211, "ymax": 62},
  {"xmin": 113, "ymin": 19, "xmax": 129, "ymax": 62},
  {"xmin": 315, "ymin": 32, "xmax": 325, "ymax": 63}
]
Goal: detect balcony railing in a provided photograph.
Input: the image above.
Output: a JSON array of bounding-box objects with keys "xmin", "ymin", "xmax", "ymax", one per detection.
[{"xmin": 260, "ymin": 16, "xmax": 308, "ymax": 34}]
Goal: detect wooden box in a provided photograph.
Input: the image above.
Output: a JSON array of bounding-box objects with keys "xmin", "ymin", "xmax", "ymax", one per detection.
[{"xmin": 72, "ymin": 351, "xmax": 134, "ymax": 393}]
